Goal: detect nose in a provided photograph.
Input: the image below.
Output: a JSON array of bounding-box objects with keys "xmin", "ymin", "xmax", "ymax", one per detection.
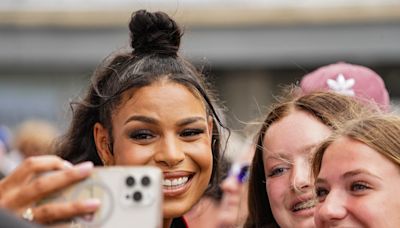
[
  {"xmin": 154, "ymin": 134, "xmax": 185, "ymax": 167},
  {"xmin": 218, "ymin": 175, "xmax": 242, "ymax": 227},
  {"xmin": 316, "ymin": 190, "xmax": 347, "ymax": 222},
  {"xmin": 291, "ymin": 160, "xmax": 312, "ymax": 193},
  {"xmin": 221, "ymin": 174, "xmax": 240, "ymax": 194}
]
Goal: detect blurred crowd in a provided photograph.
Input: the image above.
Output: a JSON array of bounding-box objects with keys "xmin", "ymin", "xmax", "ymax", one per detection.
[{"xmin": 0, "ymin": 120, "xmax": 59, "ymax": 178}]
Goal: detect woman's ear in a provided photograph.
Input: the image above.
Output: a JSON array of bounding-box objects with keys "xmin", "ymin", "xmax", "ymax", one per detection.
[{"xmin": 93, "ymin": 122, "xmax": 115, "ymax": 166}]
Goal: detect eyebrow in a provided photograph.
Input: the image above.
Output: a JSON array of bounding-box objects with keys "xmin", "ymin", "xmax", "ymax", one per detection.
[
  {"xmin": 264, "ymin": 143, "xmax": 318, "ymax": 160},
  {"xmin": 315, "ymin": 178, "xmax": 327, "ymax": 185},
  {"xmin": 124, "ymin": 115, "xmax": 206, "ymax": 126},
  {"xmin": 264, "ymin": 152, "xmax": 291, "ymax": 164},
  {"xmin": 125, "ymin": 115, "xmax": 159, "ymax": 125},
  {"xmin": 342, "ymin": 169, "xmax": 383, "ymax": 181},
  {"xmin": 301, "ymin": 144, "xmax": 319, "ymax": 154},
  {"xmin": 315, "ymin": 168, "xmax": 383, "ymax": 185},
  {"xmin": 265, "ymin": 152, "xmax": 288, "ymax": 160},
  {"xmin": 176, "ymin": 116, "xmax": 206, "ymax": 127}
]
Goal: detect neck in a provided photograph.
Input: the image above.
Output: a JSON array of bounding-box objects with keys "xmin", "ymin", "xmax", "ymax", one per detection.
[{"xmin": 163, "ymin": 218, "xmax": 173, "ymax": 228}]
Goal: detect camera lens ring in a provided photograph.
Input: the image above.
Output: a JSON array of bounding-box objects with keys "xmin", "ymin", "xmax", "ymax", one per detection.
[
  {"xmin": 141, "ymin": 176, "xmax": 151, "ymax": 187},
  {"xmin": 126, "ymin": 176, "xmax": 135, "ymax": 187},
  {"xmin": 132, "ymin": 191, "xmax": 142, "ymax": 202}
]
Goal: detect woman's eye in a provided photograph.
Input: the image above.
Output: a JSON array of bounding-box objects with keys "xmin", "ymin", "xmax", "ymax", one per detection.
[
  {"xmin": 180, "ymin": 128, "xmax": 205, "ymax": 137},
  {"xmin": 350, "ymin": 182, "xmax": 371, "ymax": 192},
  {"xmin": 268, "ymin": 167, "xmax": 289, "ymax": 177},
  {"xmin": 315, "ymin": 187, "xmax": 329, "ymax": 201},
  {"xmin": 129, "ymin": 130, "xmax": 155, "ymax": 140}
]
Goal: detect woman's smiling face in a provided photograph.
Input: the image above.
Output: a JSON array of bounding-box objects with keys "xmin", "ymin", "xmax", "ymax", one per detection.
[
  {"xmin": 314, "ymin": 136, "xmax": 400, "ymax": 228},
  {"xmin": 263, "ymin": 110, "xmax": 331, "ymax": 228},
  {"xmin": 95, "ymin": 80, "xmax": 214, "ymax": 219}
]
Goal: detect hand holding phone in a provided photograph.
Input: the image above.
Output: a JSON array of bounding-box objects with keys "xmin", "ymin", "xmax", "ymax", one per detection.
[{"xmin": 38, "ymin": 166, "xmax": 163, "ymax": 228}]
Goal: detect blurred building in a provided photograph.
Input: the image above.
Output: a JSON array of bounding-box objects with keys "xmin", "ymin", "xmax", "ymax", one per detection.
[{"xmin": 0, "ymin": 0, "xmax": 400, "ymax": 132}]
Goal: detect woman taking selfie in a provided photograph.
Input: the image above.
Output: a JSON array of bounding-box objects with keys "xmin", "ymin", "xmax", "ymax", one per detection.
[{"xmin": 0, "ymin": 10, "xmax": 225, "ymax": 228}]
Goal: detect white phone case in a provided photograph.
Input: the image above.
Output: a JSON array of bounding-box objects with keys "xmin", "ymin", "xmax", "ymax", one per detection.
[{"xmin": 38, "ymin": 166, "xmax": 163, "ymax": 228}]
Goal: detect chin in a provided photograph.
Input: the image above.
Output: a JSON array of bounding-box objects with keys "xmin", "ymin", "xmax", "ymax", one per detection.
[
  {"xmin": 294, "ymin": 218, "xmax": 316, "ymax": 228},
  {"xmin": 279, "ymin": 218, "xmax": 315, "ymax": 228},
  {"xmin": 163, "ymin": 200, "xmax": 192, "ymax": 218}
]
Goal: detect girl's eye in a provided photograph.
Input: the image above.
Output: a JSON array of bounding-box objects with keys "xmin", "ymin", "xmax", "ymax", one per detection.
[
  {"xmin": 180, "ymin": 128, "xmax": 205, "ymax": 137},
  {"xmin": 350, "ymin": 182, "xmax": 371, "ymax": 192},
  {"xmin": 267, "ymin": 167, "xmax": 289, "ymax": 177},
  {"xmin": 315, "ymin": 187, "xmax": 329, "ymax": 201},
  {"xmin": 129, "ymin": 130, "xmax": 155, "ymax": 140}
]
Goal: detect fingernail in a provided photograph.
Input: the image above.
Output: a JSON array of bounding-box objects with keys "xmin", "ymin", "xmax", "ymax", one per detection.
[
  {"xmin": 75, "ymin": 161, "xmax": 94, "ymax": 175},
  {"xmin": 63, "ymin": 161, "xmax": 73, "ymax": 169},
  {"xmin": 83, "ymin": 198, "xmax": 101, "ymax": 210}
]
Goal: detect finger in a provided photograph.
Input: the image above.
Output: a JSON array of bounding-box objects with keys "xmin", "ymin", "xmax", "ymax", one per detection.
[
  {"xmin": 32, "ymin": 199, "xmax": 101, "ymax": 224},
  {"xmin": 220, "ymin": 175, "xmax": 241, "ymax": 194},
  {"xmin": 5, "ymin": 156, "xmax": 72, "ymax": 185},
  {"xmin": 0, "ymin": 156, "xmax": 72, "ymax": 209},
  {"xmin": 19, "ymin": 161, "xmax": 94, "ymax": 204}
]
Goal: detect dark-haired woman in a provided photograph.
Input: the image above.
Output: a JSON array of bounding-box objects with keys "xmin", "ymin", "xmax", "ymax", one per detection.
[{"xmin": 0, "ymin": 10, "xmax": 225, "ymax": 228}]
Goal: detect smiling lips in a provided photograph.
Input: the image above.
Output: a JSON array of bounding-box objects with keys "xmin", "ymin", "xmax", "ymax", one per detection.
[
  {"xmin": 162, "ymin": 172, "xmax": 194, "ymax": 197},
  {"xmin": 292, "ymin": 198, "xmax": 317, "ymax": 212},
  {"xmin": 163, "ymin": 176, "xmax": 189, "ymax": 188}
]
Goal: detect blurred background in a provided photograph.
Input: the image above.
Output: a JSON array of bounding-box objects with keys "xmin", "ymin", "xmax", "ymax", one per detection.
[{"xmin": 1, "ymin": 0, "xmax": 400, "ymax": 138}]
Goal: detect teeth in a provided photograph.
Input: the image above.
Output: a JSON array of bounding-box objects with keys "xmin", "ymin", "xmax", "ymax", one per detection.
[
  {"xmin": 163, "ymin": 176, "xmax": 189, "ymax": 188},
  {"xmin": 293, "ymin": 199, "xmax": 316, "ymax": 211}
]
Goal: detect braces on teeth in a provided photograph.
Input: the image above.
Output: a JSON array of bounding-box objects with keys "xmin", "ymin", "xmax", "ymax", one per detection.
[{"xmin": 293, "ymin": 199, "xmax": 316, "ymax": 211}]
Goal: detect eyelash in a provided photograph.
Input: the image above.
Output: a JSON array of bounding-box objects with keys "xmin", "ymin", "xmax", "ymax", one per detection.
[
  {"xmin": 267, "ymin": 167, "xmax": 289, "ymax": 177},
  {"xmin": 129, "ymin": 129, "xmax": 155, "ymax": 140},
  {"xmin": 180, "ymin": 128, "xmax": 205, "ymax": 137},
  {"xmin": 315, "ymin": 187, "xmax": 329, "ymax": 201},
  {"xmin": 129, "ymin": 128, "xmax": 205, "ymax": 141},
  {"xmin": 350, "ymin": 182, "xmax": 371, "ymax": 192},
  {"xmin": 315, "ymin": 181, "xmax": 372, "ymax": 201}
]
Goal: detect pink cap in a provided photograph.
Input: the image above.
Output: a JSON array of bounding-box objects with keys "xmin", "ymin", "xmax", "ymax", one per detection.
[{"xmin": 300, "ymin": 62, "xmax": 390, "ymax": 111}]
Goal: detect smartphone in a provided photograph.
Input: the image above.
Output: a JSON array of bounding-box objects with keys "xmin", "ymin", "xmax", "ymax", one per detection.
[{"xmin": 37, "ymin": 166, "xmax": 163, "ymax": 228}]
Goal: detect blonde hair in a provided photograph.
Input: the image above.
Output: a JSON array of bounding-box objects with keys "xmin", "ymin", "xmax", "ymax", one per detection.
[
  {"xmin": 13, "ymin": 119, "xmax": 59, "ymax": 157},
  {"xmin": 313, "ymin": 114, "xmax": 400, "ymax": 178}
]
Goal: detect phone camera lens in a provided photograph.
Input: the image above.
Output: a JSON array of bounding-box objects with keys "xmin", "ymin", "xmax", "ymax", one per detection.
[
  {"xmin": 126, "ymin": 176, "xmax": 135, "ymax": 187},
  {"xmin": 133, "ymin": 191, "xmax": 142, "ymax": 202},
  {"xmin": 141, "ymin": 176, "xmax": 151, "ymax": 186}
]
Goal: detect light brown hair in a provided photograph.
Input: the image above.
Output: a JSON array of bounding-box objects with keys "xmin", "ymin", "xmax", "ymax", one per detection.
[
  {"xmin": 312, "ymin": 114, "xmax": 400, "ymax": 179},
  {"xmin": 245, "ymin": 88, "xmax": 375, "ymax": 228}
]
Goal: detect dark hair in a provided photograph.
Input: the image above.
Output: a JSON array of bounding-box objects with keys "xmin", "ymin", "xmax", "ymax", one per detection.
[
  {"xmin": 244, "ymin": 88, "xmax": 374, "ymax": 228},
  {"xmin": 56, "ymin": 10, "xmax": 226, "ymax": 194}
]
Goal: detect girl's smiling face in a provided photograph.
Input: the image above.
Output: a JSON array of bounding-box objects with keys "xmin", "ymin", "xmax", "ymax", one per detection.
[
  {"xmin": 263, "ymin": 110, "xmax": 331, "ymax": 228},
  {"xmin": 94, "ymin": 80, "xmax": 214, "ymax": 219},
  {"xmin": 315, "ymin": 137, "xmax": 400, "ymax": 228}
]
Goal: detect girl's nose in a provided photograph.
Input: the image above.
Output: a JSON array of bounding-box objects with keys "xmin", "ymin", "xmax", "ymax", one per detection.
[{"xmin": 316, "ymin": 190, "xmax": 347, "ymax": 223}]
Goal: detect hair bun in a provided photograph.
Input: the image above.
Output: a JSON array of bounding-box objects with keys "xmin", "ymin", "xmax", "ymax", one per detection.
[{"xmin": 129, "ymin": 10, "xmax": 181, "ymax": 57}]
